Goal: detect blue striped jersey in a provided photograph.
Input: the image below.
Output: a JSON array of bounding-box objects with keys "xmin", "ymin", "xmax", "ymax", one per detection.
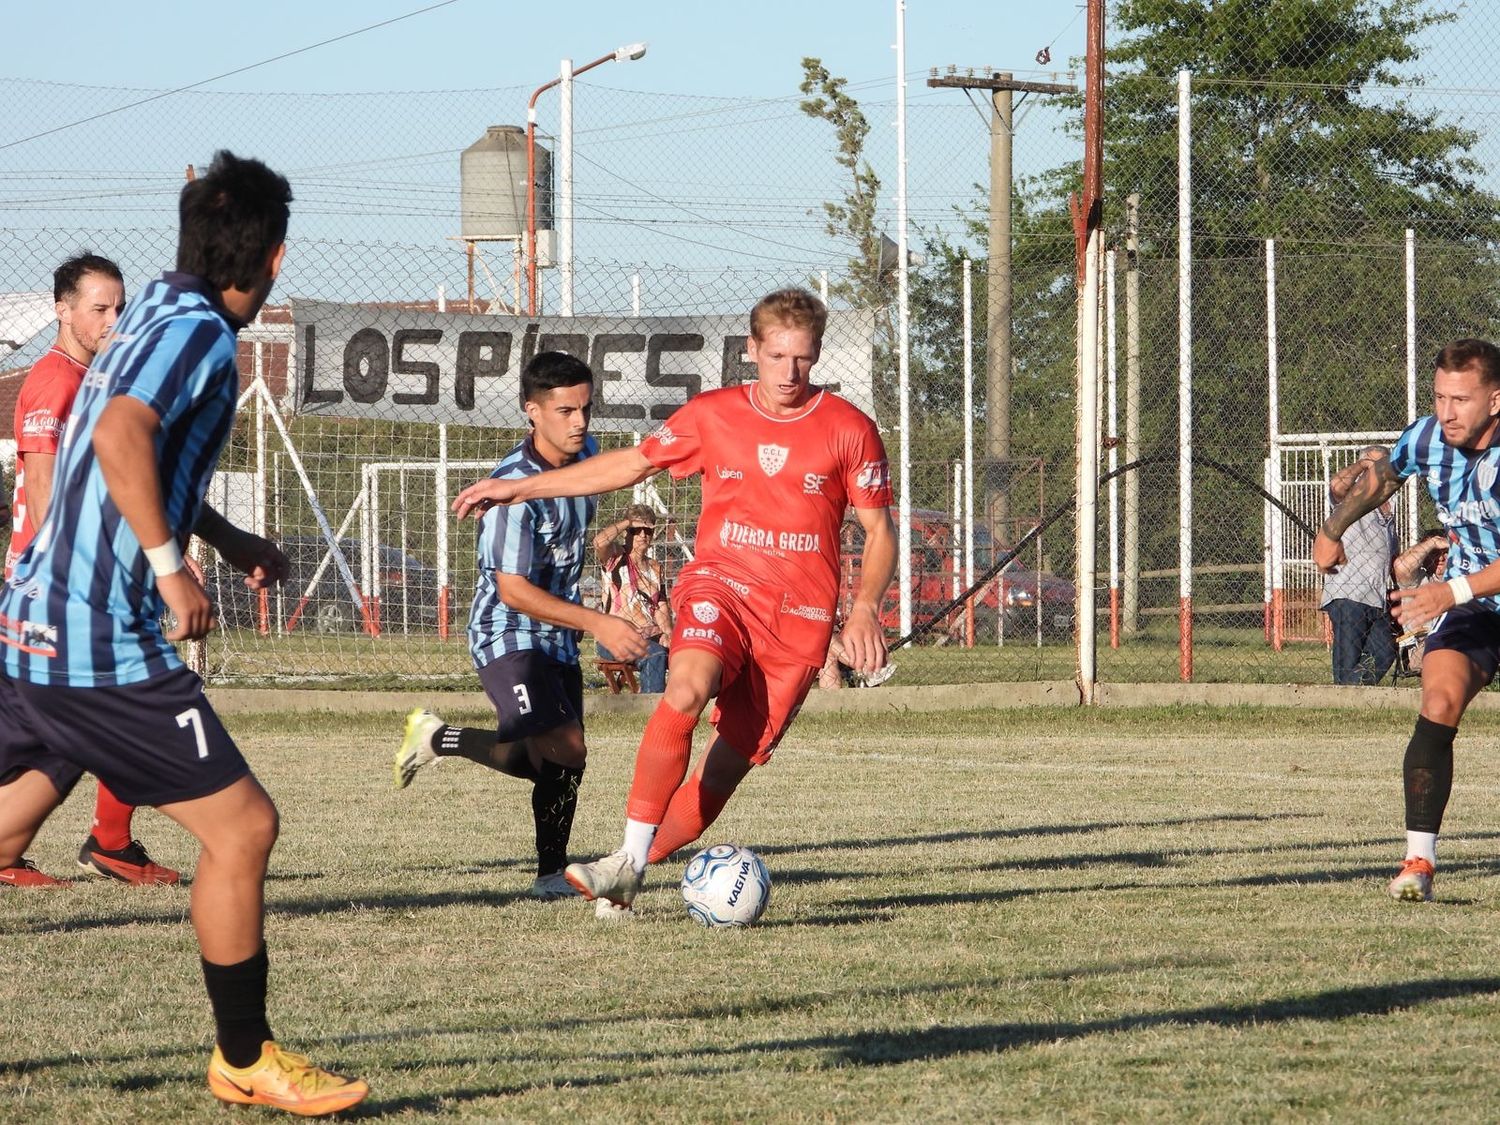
[
  {"xmin": 467, "ymin": 434, "xmax": 599, "ymax": 668},
  {"xmin": 1390, "ymin": 415, "xmax": 1500, "ymax": 613},
  {"xmin": 0, "ymin": 273, "xmax": 244, "ymax": 686}
]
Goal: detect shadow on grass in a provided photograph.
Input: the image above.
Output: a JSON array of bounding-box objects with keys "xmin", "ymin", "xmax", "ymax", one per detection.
[
  {"xmin": 6, "ymin": 834, "xmax": 1447, "ymax": 938},
  {"xmin": 350, "ymin": 976, "xmax": 1500, "ymax": 1111},
  {"xmin": 753, "ymin": 811, "xmax": 1320, "ymax": 858},
  {"xmin": 36, "ymin": 964, "xmax": 1468, "ymax": 1115},
  {"xmin": 726, "ymin": 976, "xmax": 1500, "ymax": 1066},
  {"xmin": 3, "ymin": 960, "xmax": 1226, "ymax": 1080},
  {"xmin": 831, "ymin": 854, "xmax": 1500, "ymax": 914},
  {"xmin": 94, "ymin": 1062, "xmax": 641, "ymax": 1117},
  {"xmin": 402, "ymin": 856, "xmax": 534, "ymax": 876},
  {"xmin": 978, "ymin": 834, "xmax": 1403, "ymax": 876},
  {"xmin": 0, "ymin": 887, "xmax": 526, "ymax": 935}
]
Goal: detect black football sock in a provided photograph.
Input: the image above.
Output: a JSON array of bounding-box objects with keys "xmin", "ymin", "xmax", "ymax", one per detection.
[
  {"xmin": 202, "ymin": 945, "xmax": 273, "ymax": 1068},
  {"xmin": 434, "ymin": 725, "xmax": 539, "ymax": 780},
  {"xmin": 1404, "ymin": 715, "xmax": 1457, "ymax": 834},
  {"xmin": 533, "ymin": 763, "xmax": 584, "ymax": 877}
]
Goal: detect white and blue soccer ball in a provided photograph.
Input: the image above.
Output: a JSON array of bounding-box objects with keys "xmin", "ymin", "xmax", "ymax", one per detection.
[{"xmin": 680, "ymin": 843, "xmax": 771, "ymax": 927}]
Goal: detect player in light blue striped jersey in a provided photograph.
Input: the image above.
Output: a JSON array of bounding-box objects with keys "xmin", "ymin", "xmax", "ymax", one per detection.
[
  {"xmin": 394, "ymin": 352, "xmax": 648, "ymax": 900},
  {"xmin": 0, "ymin": 151, "xmax": 366, "ymax": 1115},
  {"xmin": 1314, "ymin": 339, "xmax": 1500, "ymax": 905}
]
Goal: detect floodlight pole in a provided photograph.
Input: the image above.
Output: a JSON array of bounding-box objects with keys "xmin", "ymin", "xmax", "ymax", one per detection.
[{"xmin": 527, "ymin": 43, "xmax": 646, "ymax": 317}]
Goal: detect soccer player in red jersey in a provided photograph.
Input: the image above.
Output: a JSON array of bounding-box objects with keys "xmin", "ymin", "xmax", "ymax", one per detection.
[
  {"xmin": 454, "ymin": 288, "xmax": 897, "ymax": 917},
  {"xmin": 3, "ymin": 253, "xmax": 179, "ymax": 888}
]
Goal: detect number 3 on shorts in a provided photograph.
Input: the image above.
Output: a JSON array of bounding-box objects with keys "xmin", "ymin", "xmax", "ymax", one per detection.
[
  {"xmin": 513, "ymin": 684, "xmax": 532, "ymax": 715},
  {"xmin": 176, "ymin": 707, "xmax": 209, "ymax": 759}
]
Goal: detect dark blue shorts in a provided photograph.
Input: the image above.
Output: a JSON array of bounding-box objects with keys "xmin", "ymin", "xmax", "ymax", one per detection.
[
  {"xmin": 0, "ymin": 674, "xmax": 85, "ymax": 799},
  {"xmin": 476, "ymin": 650, "xmax": 583, "ymax": 742},
  {"xmin": 1423, "ymin": 602, "xmax": 1500, "ymax": 683},
  {"xmin": 0, "ymin": 666, "xmax": 250, "ymax": 807}
]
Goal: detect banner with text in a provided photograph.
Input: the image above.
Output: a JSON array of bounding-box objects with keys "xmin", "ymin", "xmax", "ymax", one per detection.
[{"xmin": 290, "ymin": 302, "xmax": 877, "ymax": 430}]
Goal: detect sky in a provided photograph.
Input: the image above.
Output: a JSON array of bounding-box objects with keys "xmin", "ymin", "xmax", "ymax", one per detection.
[
  {"xmin": 4, "ymin": 1, "xmax": 1485, "ymax": 320},
  {"xmin": 0, "ymin": 1, "xmax": 1087, "ymax": 99},
  {"xmin": 0, "ymin": 1, "xmax": 1095, "ymax": 313}
]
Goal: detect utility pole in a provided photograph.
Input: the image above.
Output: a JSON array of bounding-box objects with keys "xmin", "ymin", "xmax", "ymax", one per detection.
[{"xmin": 927, "ymin": 70, "xmax": 1073, "ymax": 543}]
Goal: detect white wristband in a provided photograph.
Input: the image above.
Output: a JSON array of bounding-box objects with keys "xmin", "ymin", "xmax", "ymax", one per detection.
[
  {"xmin": 1448, "ymin": 575, "xmax": 1474, "ymax": 606},
  {"xmin": 144, "ymin": 539, "xmax": 184, "ymax": 579}
]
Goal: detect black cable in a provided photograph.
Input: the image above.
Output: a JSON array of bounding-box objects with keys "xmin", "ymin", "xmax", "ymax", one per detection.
[{"xmin": 889, "ymin": 452, "xmax": 1318, "ymax": 651}]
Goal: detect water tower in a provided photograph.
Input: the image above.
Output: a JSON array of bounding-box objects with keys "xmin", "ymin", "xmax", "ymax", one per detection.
[{"xmin": 457, "ymin": 125, "xmax": 551, "ymax": 310}]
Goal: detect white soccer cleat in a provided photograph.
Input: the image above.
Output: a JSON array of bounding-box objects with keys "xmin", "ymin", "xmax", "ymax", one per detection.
[
  {"xmin": 527, "ymin": 872, "xmax": 581, "ymax": 900},
  {"xmin": 1388, "ymin": 856, "xmax": 1435, "ymax": 902},
  {"xmin": 394, "ymin": 708, "xmax": 442, "ymax": 789},
  {"xmin": 564, "ymin": 850, "xmax": 643, "ymax": 906},
  {"xmin": 594, "ymin": 897, "xmax": 637, "ymax": 921}
]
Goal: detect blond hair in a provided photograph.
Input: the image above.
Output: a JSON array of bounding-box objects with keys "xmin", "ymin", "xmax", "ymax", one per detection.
[{"xmin": 749, "ymin": 287, "xmax": 828, "ymax": 342}]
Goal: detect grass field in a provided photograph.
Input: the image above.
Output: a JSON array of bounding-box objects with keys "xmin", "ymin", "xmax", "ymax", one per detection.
[{"xmin": 7, "ymin": 704, "xmax": 1500, "ymax": 1122}]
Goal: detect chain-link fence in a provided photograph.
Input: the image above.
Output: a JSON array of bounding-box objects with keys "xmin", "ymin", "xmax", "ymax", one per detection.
[{"xmin": 3, "ymin": 2, "xmax": 1498, "ymax": 691}]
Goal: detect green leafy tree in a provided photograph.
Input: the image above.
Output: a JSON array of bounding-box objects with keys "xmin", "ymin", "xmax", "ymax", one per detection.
[
  {"xmin": 799, "ymin": 58, "xmax": 898, "ymax": 420},
  {"xmin": 999, "ymin": 0, "xmax": 1500, "ymax": 613},
  {"xmin": 1097, "ymin": 0, "xmax": 1498, "ymax": 436}
]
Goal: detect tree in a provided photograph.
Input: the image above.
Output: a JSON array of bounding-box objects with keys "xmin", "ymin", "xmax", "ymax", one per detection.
[
  {"xmin": 1010, "ymin": 0, "xmax": 1500, "ymax": 611},
  {"xmin": 799, "ymin": 58, "xmax": 900, "ymax": 421}
]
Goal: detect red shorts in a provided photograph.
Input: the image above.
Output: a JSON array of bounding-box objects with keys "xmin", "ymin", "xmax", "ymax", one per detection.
[{"xmin": 670, "ymin": 578, "xmax": 817, "ymax": 765}]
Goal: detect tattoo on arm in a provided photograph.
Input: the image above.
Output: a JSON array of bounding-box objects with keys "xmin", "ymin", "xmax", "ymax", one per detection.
[
  {"xmin": 1321, "ymin": 453, "xmax": 1400, "ymax": 540},
  {"xmin": 1328, "ymin": 457, "xmax": 1370, "ymax": 503}
]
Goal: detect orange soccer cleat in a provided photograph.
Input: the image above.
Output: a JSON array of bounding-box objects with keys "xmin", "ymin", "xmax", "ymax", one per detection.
[
  {"xmin": 1387, "ymin": 856, "xmax": 1435, "ymax": 903},
  {"xmin": 208, "ymin": 1041, "xmax": 368, "ymax": 1117}
]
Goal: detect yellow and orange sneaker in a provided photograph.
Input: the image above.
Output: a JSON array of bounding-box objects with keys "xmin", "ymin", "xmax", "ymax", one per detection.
[{"xmin": 207, "ymin": 1041, "xmax": 368, "ymax": 1117}]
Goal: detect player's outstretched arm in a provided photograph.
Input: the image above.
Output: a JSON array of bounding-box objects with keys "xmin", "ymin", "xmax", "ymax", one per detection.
[
  {"xmin": 1313, "ymin": 450, "xmax": 1401, "ymax": 574},
  {"xmin": 452, "ymin": 446, "xmax": 659, "ymax": 520},
  {"xmin": 194, "ymin": 505, "xmax": 290, "ymax": 591},
  {"xmin": 93, "ymin": 396, "xmax": 213, "ymax": 640},
  {"xmin": 840, "ymin": 505, "xmax": 898, "ymax": 675},
  {"xmin": 495, "ymin": 573, "xmax": 649, "ymax": 661}
]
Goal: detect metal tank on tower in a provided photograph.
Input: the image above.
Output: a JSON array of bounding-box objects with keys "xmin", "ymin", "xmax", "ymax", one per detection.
[{"xmin": 457, "ymin": 125, "xmax": 551, "ymax": 311}]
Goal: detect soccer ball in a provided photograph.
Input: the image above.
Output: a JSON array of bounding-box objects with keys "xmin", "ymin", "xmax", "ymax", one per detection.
[{"xmin": 680, "ymin": 843, "xmax": 771, "ymax": 927}]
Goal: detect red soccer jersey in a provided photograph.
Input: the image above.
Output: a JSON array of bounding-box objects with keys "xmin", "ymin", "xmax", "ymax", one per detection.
[
  {"xmin": 640, "ymin": 384, "xmax": 892, "ymax": 664},
  {"xmin": 7, "ymin": 347, "xmax": 86, "ymax": 576}
]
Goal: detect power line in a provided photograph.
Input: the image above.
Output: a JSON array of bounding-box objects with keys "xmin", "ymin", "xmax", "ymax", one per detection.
[{"xmin": 0, "ymin": 0, "xmax": 463, "ymax": 153}]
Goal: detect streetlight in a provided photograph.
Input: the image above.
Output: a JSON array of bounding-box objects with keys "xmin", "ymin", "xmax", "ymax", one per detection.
[{"xmin": 526, "ymin": 42, "xmax": 648, "ymax": 316}]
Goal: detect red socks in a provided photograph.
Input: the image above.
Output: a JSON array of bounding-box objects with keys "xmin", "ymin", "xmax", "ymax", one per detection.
[
  {"xmin": 92, "ymin": 782, "xmax": 135, "ymax": 851},
  {"xmin": 626, "ymin": 703, "xmax": 699, "ymax": 824},
  {"xmin": 648, "ymin": 773, "xmax": 732, "ymax": 863}
]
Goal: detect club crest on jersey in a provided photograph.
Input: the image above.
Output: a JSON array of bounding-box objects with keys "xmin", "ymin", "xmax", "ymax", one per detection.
[
  {"xmin": 758, "ymin": 444, "xmax": 790, "ymax": 477},
  {"xmin": 1479, "ymin": 459, "xmax": 1498, "ymax": 493},
  {"xmin": 691, "ymin": 601, "xmax": 721, "ymax": 624}
]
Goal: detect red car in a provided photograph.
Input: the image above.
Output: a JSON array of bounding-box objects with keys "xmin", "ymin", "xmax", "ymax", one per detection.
[{"xmin": 840, "ymin": 509, "xmax": 1075, "ymax": 641}]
